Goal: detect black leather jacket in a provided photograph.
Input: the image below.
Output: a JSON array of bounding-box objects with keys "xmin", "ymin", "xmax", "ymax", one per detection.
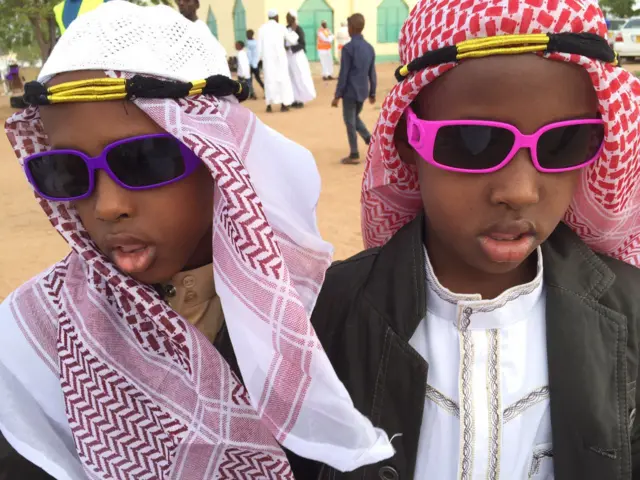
[{"xmin": 298, "ymin": 215, "xmax": 640, "ymax": 480}]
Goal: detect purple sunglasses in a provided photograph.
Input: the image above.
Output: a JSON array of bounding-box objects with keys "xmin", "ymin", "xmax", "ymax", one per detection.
[
  {"xmin": 23, "ymin": 134, "xmax": 202, "ymax": 201},
  {"xmin": 406, "ymin": 107, "xmax": 605, "ymax": 174}
]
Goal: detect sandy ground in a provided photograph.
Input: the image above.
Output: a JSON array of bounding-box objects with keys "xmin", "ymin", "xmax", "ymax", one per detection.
[
  {"xmin": 0, "ymin": 64, "xmax": 396, "ymax": 301},
  {"xmin": 2, "ymin": 61, "xmax": 639, "ymax": 301}
]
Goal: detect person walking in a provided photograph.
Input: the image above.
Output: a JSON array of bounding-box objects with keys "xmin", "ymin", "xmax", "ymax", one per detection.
[
  {"xmin": 336, "ymin": 20, "xmax": 350, "ymax": 59},
  {"xmin": 258, "ymin": 10, "xmax": 296, "ymax": 113},
  {"xmin": 235, "ymin": 40, "xmax": 251, "ymax": 93},
  {"xmin": 246, "ymin": 29, "xmax": 263, "ymax": 99},
  {"xmin": 317, "ymin": 20, "xmax": 334, "ymax": 80},
  {"xmin": 286, "ymin": 10, "xmax": 316, "ymax": 108},
  {"xmin": 331, "ymin": 13, "xmax": 376, "ymax": 165}
]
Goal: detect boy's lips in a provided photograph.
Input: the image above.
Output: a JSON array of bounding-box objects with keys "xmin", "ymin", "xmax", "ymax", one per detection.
[
  {"xmin": 104, "ymin": 234, "xmax": 157, "ymax": 275},
  {"xmin": 478, "ymin": 220, "xmax": 537, "ymax": 264}
]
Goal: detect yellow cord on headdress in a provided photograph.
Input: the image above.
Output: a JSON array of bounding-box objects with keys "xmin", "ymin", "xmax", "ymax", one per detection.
[
  {"xmin": 456, "ymin": 33, "xmax": 549, "ymax": 53},
  {"xmin": 457, "ymin": 44, "xmax": 547, "ymax": 59},
  {"xmin": 187, "ymin": 79, "xmax": 207, "ymax": 96},
  {"xmin": 396, "ymin": 33, "xmax": 553, "ymax": 79},
  {"xmin": 49, "ymin": 93, "xmax": 128, "ymax": 104},
  {"xmin": 47, "ymin": 77, "xmax": 125, "ymax": 94},
  {"xmin": 38, "ymin": 77, "xmax": 237, "ymax": 105}
]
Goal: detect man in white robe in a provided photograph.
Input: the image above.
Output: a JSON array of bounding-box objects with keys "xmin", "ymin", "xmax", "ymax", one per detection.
[
  {"xmin": 317, "ymin": 20, "xmax": 335, "ymax": 80},
  {"xmin": 258, "ymin": 10, "xmax": 295, "ymax": 113},
  {"xmin": 336, "ymin": 21, "xmax": 351, "ymax": 59},
  {"xmin": 286, "ymin": 10, "xmax": 316, "ymax": 108}
]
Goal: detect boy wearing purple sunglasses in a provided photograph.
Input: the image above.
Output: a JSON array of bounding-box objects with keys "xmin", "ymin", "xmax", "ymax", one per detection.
[
  {"xmin": 300, "ymin": 1, "xmax": 640, "ymax": 479},
  {"xmin": 0, "ymin": 3, "xmax": 393, "ymax": 479}
]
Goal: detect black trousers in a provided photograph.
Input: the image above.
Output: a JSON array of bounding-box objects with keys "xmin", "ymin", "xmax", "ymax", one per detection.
[{"xmin": 250, "ymin": 65, "xmax": 264, "ymax": 93}]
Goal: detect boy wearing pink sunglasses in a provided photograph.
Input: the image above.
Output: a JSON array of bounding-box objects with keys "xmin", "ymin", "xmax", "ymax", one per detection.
[{"xmin": 304, "ymin": 0, "xmax": 640, "ymax": 479}]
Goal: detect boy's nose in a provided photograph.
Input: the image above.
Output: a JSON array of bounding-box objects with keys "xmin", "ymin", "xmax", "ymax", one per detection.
[
  {"xmin": 93, "ymin": 170, "xmax": 135, "ymax": 222},
  {"xmin": 488, "ymin": 149, "xmax": 541, "ymax": 210}
]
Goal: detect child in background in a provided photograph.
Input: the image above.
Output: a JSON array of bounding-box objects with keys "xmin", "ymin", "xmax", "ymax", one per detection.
[
  {"xmin": 235, "ymin": 39, "xmax": 251, "ymax": 94},
  {"xmin": 332, "ymin": 14, "xmax": 376, "ymax": 165},
  {"xmin": 0, "ymin": 3, "xmax": 393, "ymax": 479},
  {"xmin": 310, "ymin": 0, "xmax": 640, "ymax": 478},
  {"xmin": 246, "ymin": 29, "xmax": 263, "ymax": 99}
]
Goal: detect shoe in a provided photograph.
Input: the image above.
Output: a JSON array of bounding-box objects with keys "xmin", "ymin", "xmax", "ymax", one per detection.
[
  {"xmin": 365, "ymin": 137, "xmax": 371, "ymax": 145},
  {"xmin": 328, "ymin": 76, "xmax": 335, "ymax": 81},
  {"xmin": 281, "ymin": 105, "xmax": 290, "ymax": 112},
  {"xmin": 250, "ymin": 94, "xmax": 258, "ymax": 100},
  {"xmin": 340, "ymin": 153, "xmax": 360, "ymax": 165},
  {"xmin": 266, "ymin": 105, "xmax": 273, "ymax": 113},
  {"xmin": 292, "ymin": 102, "xmax": 304, "ymax": 109}
]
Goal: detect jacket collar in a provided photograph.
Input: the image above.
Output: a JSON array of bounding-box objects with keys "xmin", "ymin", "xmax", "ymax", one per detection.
[
  {"xmin": 362, "ymin": 213, "xmax": 427, "ymax": 342},
  {"xmin": 362, "ymin": 214, "xmax": 617, "ymax": 339},
  {"xmin": 541, "ymin": 222, "xmax": 616, "ymax": 300}
]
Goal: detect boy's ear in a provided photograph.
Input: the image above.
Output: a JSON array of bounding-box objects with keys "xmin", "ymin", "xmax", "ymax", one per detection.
[{"xmin": 394, "ymin": 112, "xmax": 416, "ymax": 166}]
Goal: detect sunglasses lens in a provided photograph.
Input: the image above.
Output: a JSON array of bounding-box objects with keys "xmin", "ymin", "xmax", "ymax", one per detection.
[
  {"xmin": 537, "ymin": 123, "xmax": 604, "ymax": 170},
  {"xmin": 107, "ymin": 137, "xmax": 187, "ymax": 188},
  {"xmin": 27, "ymin": 153, "xmax": 90, "ymax": 199},
  {"xmin": 433, "ymin": 125, "xmax": 516, "ymax": 170}
]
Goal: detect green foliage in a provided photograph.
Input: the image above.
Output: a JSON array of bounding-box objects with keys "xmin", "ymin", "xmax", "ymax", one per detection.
[
  {"xmin": 600, "ymin": 0, "xmax": 636, "ymax": 18},
  {"xmin": 0, "ymin": 0, "xmax": 175, "ymax": 63},
  {"xmin": 0, "ymin": 0, "xmax": 58, "ymax": 61}
]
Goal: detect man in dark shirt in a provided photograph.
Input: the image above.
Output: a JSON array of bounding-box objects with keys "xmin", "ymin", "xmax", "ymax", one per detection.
[{"xmin": 331, "ymin": 13, "xmax": 377, "ymax": 165}]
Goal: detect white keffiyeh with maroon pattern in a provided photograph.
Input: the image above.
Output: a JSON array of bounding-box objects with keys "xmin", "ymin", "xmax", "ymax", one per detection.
[{"xmin": 0, "ymin": 2, "xmax": 393, "ymax": 479}]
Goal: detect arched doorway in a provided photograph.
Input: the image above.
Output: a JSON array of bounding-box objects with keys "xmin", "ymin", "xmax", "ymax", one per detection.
[
  {"xmin": 233, "ymin": 0, "xmax": 247, "ymax": 41},
  {"xmin": 298, "ymin": 0, "xmax": 334, "ymax": 62}
]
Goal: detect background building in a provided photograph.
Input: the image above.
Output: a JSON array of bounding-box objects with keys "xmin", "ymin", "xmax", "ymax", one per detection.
[{"xmin": 200, "ymin": 0, "xmax": 417, "ymax": 62}]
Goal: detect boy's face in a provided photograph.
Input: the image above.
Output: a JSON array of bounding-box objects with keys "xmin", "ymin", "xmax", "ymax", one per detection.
[
  {"xmin": 395, "ymin": 55, "xmax": 598, "ymax": 282},
  {"xmin": 39, "ymin": 72, "xmax": 214, "ymax": 285}
]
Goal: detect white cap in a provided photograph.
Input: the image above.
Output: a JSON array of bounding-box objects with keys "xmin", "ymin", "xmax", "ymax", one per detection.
[
  {"xmin": 288, "ymin": 10, "xmax": 298, "ymax": 18},
  {"xmin": 39, "ymin": 1, "xmax": 230, "ymax": 83},
  {"xmin": 268, "ymin": 9, "xmax": 278, "ymax": 18}
]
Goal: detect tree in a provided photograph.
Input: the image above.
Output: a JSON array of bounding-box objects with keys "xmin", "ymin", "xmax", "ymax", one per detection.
[
  {"xmin": 0, "ymin": 0, "xmax": 175, "ymax": 63},
  {"xmin": 599, "ymin": 0, "xmax": 636, "ymax": 18},
  {"xmin": 0, "ymin": 0, "xmax": 58, "ymax": 63}
]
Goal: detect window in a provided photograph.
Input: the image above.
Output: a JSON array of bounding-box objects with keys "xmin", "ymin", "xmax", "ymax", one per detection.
[
  {"xmin": 377, "ymin": 0, "xmax": 409, "ymax": 44},
  {"xmin": 610, "ymin": 19, "xmax": 626, "ymax": 30},
  {"xmin": 207, "ymin": 7, "xmax": 218, "ymax": 38},
  {"xmin": 233, "ymin": 0, "xmax": 247, "ymax": 42},
  {"xmin": 624, "ymin": 19, "xmax": 640, "ymax": 29}
]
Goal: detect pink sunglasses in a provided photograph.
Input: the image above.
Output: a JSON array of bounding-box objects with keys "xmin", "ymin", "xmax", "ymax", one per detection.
[{"xmin": 405, "ymin": 107, "xmax": 605, "ymax": 174}]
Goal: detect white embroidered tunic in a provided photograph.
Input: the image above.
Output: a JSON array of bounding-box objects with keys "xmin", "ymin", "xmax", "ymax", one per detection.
[{"xmin": 410, "ymin": 248, "xmax": 554, "ymax": 479}]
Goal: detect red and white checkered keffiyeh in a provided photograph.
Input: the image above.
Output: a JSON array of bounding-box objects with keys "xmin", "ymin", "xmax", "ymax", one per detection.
[
  {"xmin": 363, "ymin": 0, "xmax": 640, "ymax": 267},
  {"xmin": 0, "ymin": 3, "xmax": 392, "ymax": 479}
]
